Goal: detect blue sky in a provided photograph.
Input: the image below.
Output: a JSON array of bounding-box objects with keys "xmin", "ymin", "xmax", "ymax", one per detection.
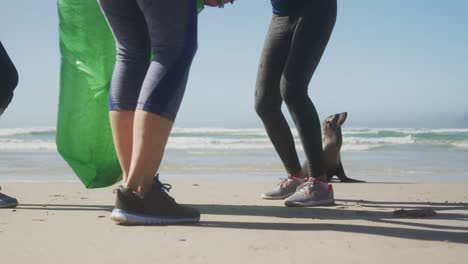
[{"xmin": 1, "ymin": 0, "xmax": 467, "ymax": 128}]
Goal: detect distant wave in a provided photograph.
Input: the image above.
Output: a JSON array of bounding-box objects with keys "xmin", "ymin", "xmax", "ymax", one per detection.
[
  {"xmin": 172, "ymin": 127, "xmax": 266, "ymax": 134},
  {"xmin": 344, "ymin": 128, "xmax": 468, "ymax": 135},
  {"xmin": 0, "ymin": 127, "xmax": 56, "ymax": 137},
  {"xmin": 341, "ymin": 135, "xmax": 415, "ymax": 151},
  {"xmin": 167, "ymin": 136, "xmax": 273, "ymax": 150},
  {"xmin": 0, "ymin": 139, "xmax": 56, "ymax": 151},
  {"xmin": 1, "ymin": 127, "xmax": 467, "ymax": 152},
  {"xmin": 452, "ymin": 142, "xmax": 468, "ymax": 149}
]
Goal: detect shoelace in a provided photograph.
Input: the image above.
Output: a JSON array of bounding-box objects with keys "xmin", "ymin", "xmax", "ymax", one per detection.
[
  {"xmin": 278, "ymin": 176, "xmax": 308, "ymax": 189},
  {"xmin": 157, "ymin": 182, "xmax": 172, "ymax": 193},
  {"xmin": 153, "ymin": 178, "xmax": 176, "ymax": 204},
  {"xmin": 113, "ymin": 181, "xmax": 172, "ymax": 195},
  {"xmin": 297, "ymin": 180, "xmax": 331, "ymax": 193},
  {"xmin": 277, "ymin": 178, "xmax": 291, "ymax": 188},
  {"xmin": 153, "ymin": 173, "xmax": 172, "ymax": 192},
  {"xmin": 296, "ymin": 181, "xmax": 314, "ymax": 192},
  {"xmin": 113, "ymin": 175, "xmax": 175, "ymax": 201}
]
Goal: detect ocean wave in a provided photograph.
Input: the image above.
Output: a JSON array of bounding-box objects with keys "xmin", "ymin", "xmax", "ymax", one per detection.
[
  {"xmin": 341, "ymin": 144, "xmax": 376, "ymax": 151},
  {"xmin": 452, "ymin": 142, "xmax": 468, "ymax": 149},
  {"xmin": 343, "ymin": 128, "xmax": 468, "ymax": 145},
  {"xmin": 340, "ymin": 135, "xmax": 415, "ymax": 151},
  {"xmin": 167, "ymin": 137, "xmax": 274, "ymax": 150},
  {"xmin": 172, "ymin": 127, "xmax": 267, "ymax": 135},
  {"xmin": 1, "ymin": 126, "xmax": 467, "ymax": 152},
  {"xmin": 344, "ymin": 128, "xmax": 468, "ymax": 136},
  {"xmin": 344, "ymin": 135, "xmax": 415, "ymax": 145},
  {"xmin": 393, "ymin": 128, "xmax": 468, "ymax": 134},
  {"xmin": 343, "ymin": 128, "xmax": 379, "ymax": 135},
  {"xmin": 0, "ymin": 127, "xmax": 56, "ymax": 137},
  {"xmin": 0, "ymin": 139, "xmax": 56, "ymax": 151}
]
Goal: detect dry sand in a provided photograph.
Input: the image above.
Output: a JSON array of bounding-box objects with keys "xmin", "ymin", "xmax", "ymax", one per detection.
[{"xmin": 1, "ymin": 180, "xmax": 468, "ymax": 264}]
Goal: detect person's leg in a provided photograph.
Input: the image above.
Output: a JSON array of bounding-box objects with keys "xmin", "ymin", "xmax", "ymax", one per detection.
[
  {"xmin": 102, "ymin": 0, "xmax": 199, "ymax": 225},
  {"xmin": 281, "ymin": 0, "xmax": 337, "ymax": 181},
  {"xmin": 255, "ymin": 16, "xmax": 303, "ymax": 176},
  {"xmin": 97, "ymin": 0, "xmax": 151, "ymax": 182},
  {"xmin": 283, "ymin": 0, "xmax": 338, "ymax": 207},
  {"xmin": 125, "ymin": 0, "xmax": 198, "ymax": 193},
  {"xmin": 256, "ymin": 15, "xmax": 308, "ymax": 200},
  {"xmin": 126, "ymin": 111, "xmax": 172, "ymax": 193},
  {"xmin": 0, "ymin": 43, "xmax": 19, "ymax": 208},
  {"xmin": 109, "ymin": 111, "xmax": 134, "ymax": 182},
  {"xmin": 0, "ymin": 41, "xmax": 19, "ymax": 117}
]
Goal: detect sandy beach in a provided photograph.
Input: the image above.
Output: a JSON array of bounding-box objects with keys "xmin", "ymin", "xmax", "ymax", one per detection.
[
  {"xmin": 1, "ymin": 180, "xmax": 467, "ymax": 264},
  {"xmin": 2, "ymin": 0, "xmax": 468, "ymax": 263}
]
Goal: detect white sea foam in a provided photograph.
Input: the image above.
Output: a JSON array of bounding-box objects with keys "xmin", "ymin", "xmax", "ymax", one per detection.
[
  {"xmin": 167, "ymin": 137, "xmax": 273, "ymax": 150},
  {"xmin": 338, "ymin": 136, "xmax": 414, "ymax": 151},
  {"xmin": 343, "ymin": 128, "xmax": 468, "ymax": 135},
  {"xmin": 0, "ymin": 139, "xmax": 56, "ymax": 151},
  {"xmin": 452, "ymin": 142, "xmax": 468, "ymax": 149},
  {"xmin": 342, "ymin": 129, "xmax": 378, "ymax": 135},
  {"xmin": 172, "ymin": 127, "xmax": 267, "ymax": 136},
  {"xmin": 341, "ymin": 144, "xmax": 375, "ymax": 151},
  {"xmin": 344, "ymin": 135, "xmax": 414, "ymax": 145},
  {"xmin": 0, "ymin": 127, "xmax": 56, "ymax": 137},
  {"xmin": 395, "ymin": 128, "xmax": 468, "ymax": 134}
]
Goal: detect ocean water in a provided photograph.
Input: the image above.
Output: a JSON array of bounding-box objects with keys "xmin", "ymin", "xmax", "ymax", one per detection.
[{"xmin": 0, "ymin": 127, "xmax": 467, "ymax": 183}]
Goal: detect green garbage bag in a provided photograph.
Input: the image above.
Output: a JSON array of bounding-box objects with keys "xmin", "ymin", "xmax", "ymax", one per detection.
[
  {"xmin": 198, "ymin": 0, "xmax": 205, "ymax": 12},
  {"xmin": 57, "ymin": 0, "xmax": 204, "ymax": 188}
]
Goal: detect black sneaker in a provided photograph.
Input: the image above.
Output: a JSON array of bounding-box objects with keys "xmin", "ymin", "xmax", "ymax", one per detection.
[
  {"xmin": 0, "ymin": 186, "xmax": 18, "ymax": 208},
  {"xmin": 110, "ymin": 175, "xmax": 200, "ymax": 225}
]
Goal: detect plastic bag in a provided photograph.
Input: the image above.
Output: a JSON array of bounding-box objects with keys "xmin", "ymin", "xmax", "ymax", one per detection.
[{"xmin": 57, "ymin": 0, "xmax": 120, "ymax": 188}]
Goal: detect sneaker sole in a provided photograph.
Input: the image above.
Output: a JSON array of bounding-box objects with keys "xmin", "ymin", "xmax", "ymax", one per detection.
[
  {"xmin": 284, "ymin": 199, "xmax": 335, "ymax": 207},
  {"xmin": 261, "ymin": 193, "xmax": 294, "ymax": 200},
  {"xmin": 0, "ymin": 200, "xmax": 18, "ymax": 209},
  {"xmin": 110, "ymin": 209, "xmax": 200, "ymax": 225}
]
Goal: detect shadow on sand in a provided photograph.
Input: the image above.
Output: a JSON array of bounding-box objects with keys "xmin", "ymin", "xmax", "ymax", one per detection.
[{"xmin": 17, "ymin": 199, "xmax": 468, "ymax": 244}]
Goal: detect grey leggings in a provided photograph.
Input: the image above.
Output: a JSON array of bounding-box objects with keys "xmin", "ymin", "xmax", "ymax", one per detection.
[
  {"xmin": 255, "ymin": 0, "xmax": 337, "ymax": 178},
  {"xmin": 98, "ymin": 0, "xmax": 197, "ymax": 122}
]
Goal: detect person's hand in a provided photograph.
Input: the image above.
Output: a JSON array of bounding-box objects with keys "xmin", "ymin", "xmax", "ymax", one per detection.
[{"xmin": 204, "ymin": 0, "xmax": 235, "ymax": 8}]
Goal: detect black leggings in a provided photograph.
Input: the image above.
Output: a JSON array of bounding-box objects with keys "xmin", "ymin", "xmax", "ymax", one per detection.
[
  {"xmin": 0, "ymin": 41, "xmax": 18, "ymax": 115},
  {"xmin": 255, "ymin": 0, "xmax": 337, "ymax": 178}
]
